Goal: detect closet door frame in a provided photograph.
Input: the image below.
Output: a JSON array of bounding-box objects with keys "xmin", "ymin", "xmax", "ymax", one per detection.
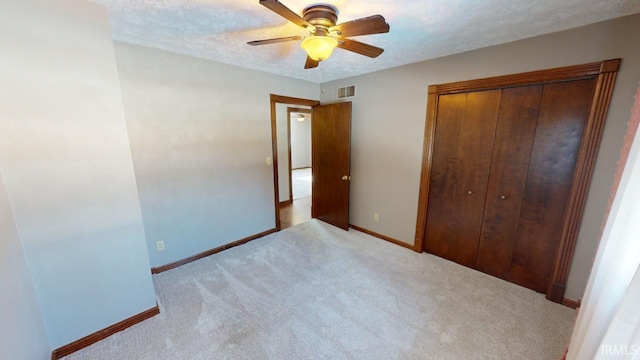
[{"xmin": 414, "ymin": 59, "xmax": 621, "ymax": 303}]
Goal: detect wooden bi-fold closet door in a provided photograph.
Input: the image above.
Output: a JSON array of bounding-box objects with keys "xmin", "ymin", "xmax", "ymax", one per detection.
[
  {"xmin": 474, "ymin": 85, "xmax": 543, "ymax": 282},
  {"xmin": 416, "ymin": 60, "xmax": 621, "ymax": 301},
  {"xmin": 425, "ymin": 90, "xmax": 502, "ymax": 268},
  {"xmin": 427, "ymin": 79, "xmax": 595, "ymax": 293}
]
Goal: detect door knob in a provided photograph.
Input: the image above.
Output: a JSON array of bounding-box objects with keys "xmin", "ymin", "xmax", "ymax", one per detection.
[
  {"xmin": 467, "ymin": 190, "xmax": 473, "ymax": 195},
  {"xmin": 341, "ymin": 175, "xmax": 350, "ymax": 181},
  {"xmin": 500, "ymin": 195, "xmax": 507, "ymax": 200}
]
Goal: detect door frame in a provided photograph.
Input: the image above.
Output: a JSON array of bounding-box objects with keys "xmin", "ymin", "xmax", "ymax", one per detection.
[
  {"xmin": 270, "ymin": 95, "xmax": 319, "ymax": 231},
  {"xmin": 286, "ymin": 107, "xmax": 313, "ymax": 204},
  {"xmin": 413, "ymin": 59, "xmax": 620, "ymax": 303}
]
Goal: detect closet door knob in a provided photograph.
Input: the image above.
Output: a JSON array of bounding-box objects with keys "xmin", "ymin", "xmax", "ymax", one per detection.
[
  {"xmin": 467, "ymin": 190, "xmax": 473, "ymax": 195},
  {"xmin": 500, "ymin": 195, "xmax": 507, "ymax": 200}
]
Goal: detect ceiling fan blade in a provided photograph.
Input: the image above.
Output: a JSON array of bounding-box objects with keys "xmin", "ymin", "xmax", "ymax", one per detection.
[
  {"xmin": 247, "ymin": 36, "xmax": 303, "ymax": 46},
  {"xmin": 304, "ymin": 56, "xmax": 319, "ymax": 69},
  {"xmin": 259, "ymin": 0, "xmax": 316, "ymax": 32},
  {"xmin": 330, "ymin": 15, "xmax": 389, "ymax": 37},
  {"xmin": 337, "ymin": 39, "xmax": 384, "ymax": 58}
]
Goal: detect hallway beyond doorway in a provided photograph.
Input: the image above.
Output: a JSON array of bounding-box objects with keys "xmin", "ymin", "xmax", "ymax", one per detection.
[
  {"xmin": 292, "ymin": 168, "xmax": 311, "ymax": 200},
  {"xmin": 280, "ymin": 196, "xmax": 311, "ymax": 229},
  {"xmin": 281, "ymin": 168, "xmax": 312, "ymax": 229}
]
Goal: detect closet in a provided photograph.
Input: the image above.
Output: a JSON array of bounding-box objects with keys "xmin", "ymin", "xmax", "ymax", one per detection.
[{"xmin": 414, "ymin": 60, "xmax": 620, "ymax": 302}]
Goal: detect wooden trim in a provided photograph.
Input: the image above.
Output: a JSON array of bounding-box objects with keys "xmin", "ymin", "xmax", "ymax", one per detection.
[
  {"xmin": 51, "ymin": 305, "xmax": 159, "ymax": 360},
  {"xmin": 414, "ymin": 59, "xmax": 621, "ymax": 304},
  {"xmin": 413, "ymin": 86, "xmax": 439, "ymax": 253},
  {"xmin": 270, "ymin": 95, "xmax": 280, "ymax": 231},
  {"xmin": 270, "ymin": 95, "xmax": 319, "ymax": 107},
  {"xmin": 287, "ymin": 107, "xmax": 294, "ymax": 203},
  {"xmin": 547, "ymin": 58, "xmax": 621, "ymax": 302},
  {"xmin": 350, "ymin": 224, "xmax": 419, "ymax": 252},
  {"xmin": 269, "ymin": 95, "xmax": 319, "ymax": 232},
  {"xmin": 287, "ymin": 108, "xmax": 313, "ymax": 115},
  {"xmin": 151, "ymin": 228, "xmax": 277, "ymax": 274},
  {"xmin": 548, "ymin": 283, "xmax": 566, "ymax": 304},
  {"xmin": 279, "ymin": 199, "xmax": 293, "ymax": 206},
  {"xmin": 292, "ymin": 166, "xmax": 312, "ymax": 170},
  {"xmin": 562, "ymin": 297, "xmax": 582, "ymax": 310},
  {"xmin": 432, "ymin": 61, "xmax": 606, "ymax": 95},
  {"xmin": 270, "ymin": 98, "xmax": 280, "ymax": 230}
]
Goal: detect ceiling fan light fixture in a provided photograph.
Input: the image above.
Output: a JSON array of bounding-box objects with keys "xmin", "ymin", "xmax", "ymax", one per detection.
[
  {"xmin": 250, "ymin": 1, "xmax": 389, "ymax": 69},
  {"xmin": 301, "ymin": 36, "xmax": 338, "ymax": 61}
]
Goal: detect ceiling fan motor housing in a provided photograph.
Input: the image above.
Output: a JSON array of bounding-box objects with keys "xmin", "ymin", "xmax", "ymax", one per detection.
[{"xmin": 303, "ymin": 4, "xmax": 338, "ymax": 32}]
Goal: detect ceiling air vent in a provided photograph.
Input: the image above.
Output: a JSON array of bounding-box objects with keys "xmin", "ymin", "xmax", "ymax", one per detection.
[{"xmin": 337, "ymin": 85, "xmax": 356, "ymax": 99}]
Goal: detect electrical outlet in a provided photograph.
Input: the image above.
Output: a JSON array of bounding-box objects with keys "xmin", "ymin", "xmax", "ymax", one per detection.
[
  {"xmin": 374, "ymin": 213, "xmax": 379, "ymax": 222},
  {"xmin": 156, "ymin": 240, "xmax": 165, "ymax": 251},
  {"xmin": 266, "ymin": 156, "xmax": 272, "ymax": 165}
]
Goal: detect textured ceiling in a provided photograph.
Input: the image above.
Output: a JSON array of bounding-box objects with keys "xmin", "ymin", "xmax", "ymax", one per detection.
[{"xmin": 93, "ymin": 0, "xmax": 640, "ymax": 83}]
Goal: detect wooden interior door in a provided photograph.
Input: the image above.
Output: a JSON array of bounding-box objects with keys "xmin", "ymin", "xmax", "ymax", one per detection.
[
  {"xmin": 312, "ymin": 102, "xmax": 352, "ymax": 230},
  {"xmin": 424, "ymin": 90, "xmax": 501, "ymax": 268}
]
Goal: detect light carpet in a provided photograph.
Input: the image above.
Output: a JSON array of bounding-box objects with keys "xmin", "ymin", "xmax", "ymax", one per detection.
[{"xmin": 63, "ymin": 220, "xmax": 576, "ymax": 359}]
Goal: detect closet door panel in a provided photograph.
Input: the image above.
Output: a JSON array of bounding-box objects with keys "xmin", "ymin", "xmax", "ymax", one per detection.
[
  {"xmin": 476, "ymin": 85, "xmax": 543, "ymax": 279},
  {"xmin": 425, "ymin": 90, "xmax": 501, "ymax": 268},
  {"xmin": 509, "ymin": 79, "xmax": 596, "ymax": 292}
]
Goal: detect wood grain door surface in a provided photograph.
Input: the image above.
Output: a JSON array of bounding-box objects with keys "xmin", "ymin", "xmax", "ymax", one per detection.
[
  {"xmin": 312, "ymin": 102, "xmax": 352, "ymax": 230},
  {"xmin": 425, "ymin": 79, "xmax": 596, "ymax": 293},
  {"xmin": 508, "ymin": 79, "xmax": 595, "ymax": 292},
  {"xmin": 475, "ymin": 85, "xmax": 543, "ymax": 279},
  {"xmin": 425, "ymin": 90, "xmax": 502, "ymax": 268}
]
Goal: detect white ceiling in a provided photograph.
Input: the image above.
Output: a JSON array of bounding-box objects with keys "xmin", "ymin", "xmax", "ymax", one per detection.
[{"xmin": 93, "ymin": 0, "xmax": 640, "ymax": 83}]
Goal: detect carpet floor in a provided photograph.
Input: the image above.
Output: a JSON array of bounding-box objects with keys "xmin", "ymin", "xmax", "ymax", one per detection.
[{"xmin": 63, "ymin": 220, "xmax": 576, "ymax": 359}]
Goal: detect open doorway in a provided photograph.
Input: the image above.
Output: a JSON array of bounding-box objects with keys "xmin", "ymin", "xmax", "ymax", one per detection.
[
  {"xmin": 282, "ymin": 107, "xmax": 312, "ymax": 229},
  {"xmin": 269, "ymin": 94, "xmax": 352, "ymax": 231},
  {"xmin": 288, "ymin": 107, "xmax": 312, "ymax": 200},
  {"xmin": 269, "ymin": 95, "xmax": 319, "ymax": 230}
]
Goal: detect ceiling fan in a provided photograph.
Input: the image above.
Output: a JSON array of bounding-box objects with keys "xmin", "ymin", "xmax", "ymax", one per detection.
[{"xmin": 248, "ymin": 0, "xmax": 390, "ymax": 69}]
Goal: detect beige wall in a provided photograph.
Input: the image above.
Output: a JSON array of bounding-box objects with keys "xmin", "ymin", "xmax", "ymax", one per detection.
[
  {"xmin": 113, "ymin": 42, "xmax": 319, "ymax": 268},
  {"xmin": 320, "ymin": 14, "xmax": 640, "ymax": 300}
]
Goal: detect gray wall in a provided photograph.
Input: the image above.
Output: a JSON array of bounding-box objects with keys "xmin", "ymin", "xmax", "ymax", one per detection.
[
  {"xmin": 113, "ymin": 43, "xmax": 319, "ymax": 268},
  {"xmin": 320, "ymin": 14, "xmax": 640, "ymax": 300},
  {"xmin": 0, "ymin": 0, "xmax": 157, "ymax": 348},
  {"xmin": 0, "ymin": 169, "xmax": 50, "ymax": 359},
  {"xmin": 291, "ymin": 115, "xmax": 312, "ymax": 169}
]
